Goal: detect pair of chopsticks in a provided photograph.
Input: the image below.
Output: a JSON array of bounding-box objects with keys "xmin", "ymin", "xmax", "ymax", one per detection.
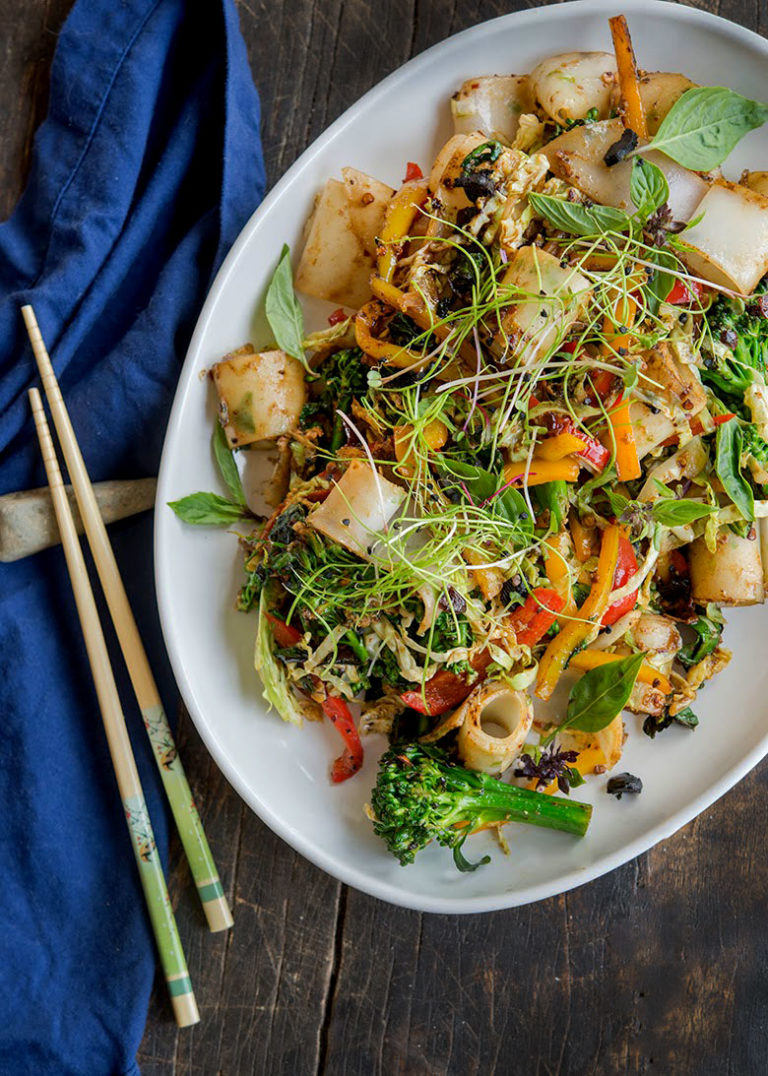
[{"xmin": 23, "ymin": 306, "xmax": 233, "ymax": 1028}]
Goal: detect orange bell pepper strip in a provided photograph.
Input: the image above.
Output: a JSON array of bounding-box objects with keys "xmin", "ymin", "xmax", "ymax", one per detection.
[
  {"xmin": 377, "ymin": 179, "xmax": 429, "ymax": 282},
  {"xmin": 609, "ymin": 15, "xmax": 647, "ymax": 138},
  {"xmin": 569, "ymin": 512, "xmax": 596, "ymax": 564},
  {"xmin": 607, "ymin": 394, "xmax": 641, "ymax": 481},
  {"xmin": 600, "ymin": 288, "xmax": 641, "ymax": 481},
  {"xmin": 463, "ymin": 547, "xmax": 505, "ymax": 601},
  {"xmin": 394, "ymin": 420, "xmax": 449, "ymax": 473},
  {"xmin": 535, "ymin": 432, "xmax": 587, "ymax": 461},
  {"xmin": 503, "ymin": 457, "xmax": 579, "ymax": 487},
  {"xmin": 535, "ymin": 524, "xmax": 621, "ymax": 700},
  {"xmin": 568, "ymin": 650, "xmax": 673, "ymax": 694}
]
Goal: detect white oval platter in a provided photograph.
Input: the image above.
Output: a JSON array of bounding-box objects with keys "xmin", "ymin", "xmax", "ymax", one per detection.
[{"xmin": 156, "ymin": 0, "xmax": 768, "ymax": 912}]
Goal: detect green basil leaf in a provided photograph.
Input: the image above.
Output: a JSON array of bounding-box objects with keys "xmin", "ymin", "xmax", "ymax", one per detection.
[
  {"xmin": 643, "ymin": 248, "xmax": 678, "ymax": 314},
  {"xmin": 497, "ymin": 487, "xmax": 534, "ymax": 533},
  {"xmin": 212, "ymin": 423, "xmax": 246, "ymax": 506},
  {"xmin": 622, "ymin": 364, "xmax": 639, "ymax": 392},
  {"xmin": 678, "ymin": 613, "xmax": 723, "ymax": 669},
  {"xmin": 673, "ymin": 706, "xmax": 699, "ymax": 730},
  {"xmin": 265, "ymin": 244, "xmax": 307, "ymax": 366},
  {"xmin": 564, "ymin": 652, "xmax": 644, "ymax": 734},
  {"xmin": 441, "ymin": 460, "xmax": 533, "ymax": 537},
  {"xmin": 168, "ymin": 492, "xmax": 249, "ymax": 526},
  {"xmin": 566, "ymin": 766, "xmax": 586, "ymax": 789},
  {"xmin": 647, "ymin": 86, "xmax": 768, "ymax": 170},
  {"xmin": 651, "ymin": 498, "xmax": 717, "ymax": 526},
  {"xmin": 535, "ymin": 480, "xmax": 568, "ymax": 532},
  {"xmin": 529, "ymin": 192, "xmax": 631, "ymax": 237},
  {"xmin": 630, "ymin": 157, "xmax": 669, "ymax": 221},
  {"xmin": 441, "ymin": 460, "xmax": 497, "ymax": 504},
  {"xmin": 604, "ymin": 489, "xmax": 630, "ymax": 517},
  {"xmin": 715, "ymin": 418, "xmax": 754, "ymax": 521}
]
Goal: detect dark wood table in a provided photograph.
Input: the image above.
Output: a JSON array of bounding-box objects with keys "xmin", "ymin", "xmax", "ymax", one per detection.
[{"xmin": 5, "ymin": 1, "xmax": 768, "ymax": 1072}]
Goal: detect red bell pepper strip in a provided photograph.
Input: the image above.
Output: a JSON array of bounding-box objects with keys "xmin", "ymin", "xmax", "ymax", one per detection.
[
  {"xmin": 589, "ymin": 369, "xmax": 619, "ymax": 402},
  {"xmin": 667, "ymin": 549, "xmax": 689, "ymax": 578},
  {"xmin": 560, "ymin": 340, "xmax": 617, "ymax": 404},
  {"xmin": 661, "ymin": 411, "xmax": 736, "ymax": 447},
  {"xmin": 544, "ymin": 412, "xmax": 610, "ymax": 473},
  {"xmin": 304, "ymin": 488, "xmax": 331, "ymax": 503},
  {"xmin": 404, "ymin": 161, "xmax": 423, "ymax": 182},
  {"xmin": 400, "ymin": 650, "xmax": 492, "ymax": 717},
  {"xmin": 507, "ymin": 588, "xmax": 565, "ymax": 647},
  {"xmin": 265, "ymin": 612, "xmax": 303, "ymax": 648},
  {"xmin": 666, "ymin": 278, "xmax": 703, "ymax": 305},
  {"xmin": 327, "ymin": 307, "xmax": 347, "ymax": 326},
  {"xmin": 601, "ymin": 534, "xmax": 639, "ymax": 626},
  {"xmin": 321, "ymin": 696, "xmax": 364, "ymax": 783}
]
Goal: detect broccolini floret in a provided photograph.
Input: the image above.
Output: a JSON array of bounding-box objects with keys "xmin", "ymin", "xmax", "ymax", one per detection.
[
  {"xmin": 370, "ymin": 742, "xmax": 592, "ymax": 872},
  {"xmin": 299, "ymin": 346, "xmax": 369, "ymax": 451},
  {"xmin": 703, "ymin": 284, "xmax": 768, "ymax": 397}
]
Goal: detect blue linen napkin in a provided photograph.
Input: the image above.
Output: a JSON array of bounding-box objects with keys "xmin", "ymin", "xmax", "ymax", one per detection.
[{"xmin": 0, "ymin": 1, "xmax": 265, "ymax": 1072}]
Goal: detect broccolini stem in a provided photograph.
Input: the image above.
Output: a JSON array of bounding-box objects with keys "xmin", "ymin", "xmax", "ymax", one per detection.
[{"xmin": 450, "ymin": 780, "xmax": 592, "ymax": 838}]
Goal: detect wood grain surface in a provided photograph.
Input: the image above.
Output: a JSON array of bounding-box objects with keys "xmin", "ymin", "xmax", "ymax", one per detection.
[{"xmin": 3, "ymin": 1, "xmax": 768, "ymax": 1073}]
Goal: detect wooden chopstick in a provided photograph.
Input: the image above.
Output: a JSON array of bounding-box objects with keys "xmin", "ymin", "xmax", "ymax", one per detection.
[
  {"xmin": 21, "ymin": 305, "xmax": 233, "ymax": 933},
  {"xmin": 28, "ymin": 388, "xmax": 199, "ymax": 1029}
]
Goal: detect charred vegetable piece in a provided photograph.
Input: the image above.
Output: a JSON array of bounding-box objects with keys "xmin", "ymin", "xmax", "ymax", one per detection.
[{"xmin": 606, "ymin": 772, "xmax": 643, "ymax": 798}]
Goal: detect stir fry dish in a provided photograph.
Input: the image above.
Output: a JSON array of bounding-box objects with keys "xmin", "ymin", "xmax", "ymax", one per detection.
[{"xmin": 171, "ymin": 17, "xmax": 768, "ymax": 871}]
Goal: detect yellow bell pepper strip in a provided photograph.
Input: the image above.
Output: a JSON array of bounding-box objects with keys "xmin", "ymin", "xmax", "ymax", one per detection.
[
  {"xmin": 541, "ymin": 406, "xmax": 611, "ymax": 472},
  {"xmin": 568, "ymin": 651, "xmax": 673, "ymax": 694},
  {"xmin": 354, "ymin": 299, "xmax": 425, "ymax": 368},
  {"xmin": 370, "ymin": 276, "xmax": 479, "ymax": 369},
  {"xmin": 377, "ymin": 179, "xmax": 429, "ymax": 282},
  {"xmin": 535, "ymin": 432, "xmax": 587, "ymax": 462},
  {"xmin": 535, "ymin": 524, "xmax": 621, "ymax": 700},
  {"xmin": 609, "ymin": 14, "xmax": 648, "ymax": 138},
  {"xmin": 543, "ymin": 534, "xmax": 576, "ymax": 626},
  {"xmin": 502, "ymin": 457, "xmax": 579, "ymax": 488},
  {"xmin": 370, "ymin": 275, "xmax": 413, "ymax": 313}
]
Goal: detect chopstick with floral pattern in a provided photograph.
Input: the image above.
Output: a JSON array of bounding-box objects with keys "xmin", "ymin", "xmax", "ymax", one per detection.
[
  {"xmin": 28, "ymin": 387, "xmax": 199, "ymax": 1029},
  {"xmin": 22, "ymin": 305, "xmax": 233, "ymax": 933}
]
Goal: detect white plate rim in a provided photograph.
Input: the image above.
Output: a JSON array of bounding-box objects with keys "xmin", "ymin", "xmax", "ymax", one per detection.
[{"xmin": 155, "ymin": 0, "xmax": 768, "ymax": 913}]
